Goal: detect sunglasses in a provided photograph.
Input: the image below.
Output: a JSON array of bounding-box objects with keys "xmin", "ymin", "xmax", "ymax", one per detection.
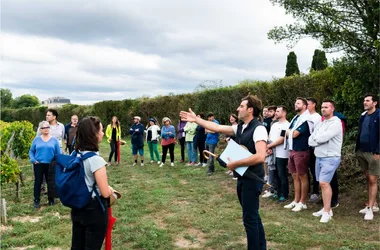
[{"xmin": 41, "ymin": 127, "xmax": 50, "ymax": 129}]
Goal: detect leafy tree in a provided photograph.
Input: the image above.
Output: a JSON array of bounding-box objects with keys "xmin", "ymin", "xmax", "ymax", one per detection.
[
  {"xmin": 268, "ymin": 0, "xmax": 379, "ymax": 100},
  {"xmin": 285, "ymin": 51, "xmax": 300, "ymax": 76},
  {"xmin": 311, "ymin": 49, "xmax": 328, "ymax": 71},
  {"xmin": 1, "ymin": 88, "xmax": 13, "ymax": 108},
  {"xmin": 12, "ymin": 94, "xmax": 40, "ymax": 109},
  {"xmin": 267, "ymin": 0, "xmax": 379, "ymax": 64}
]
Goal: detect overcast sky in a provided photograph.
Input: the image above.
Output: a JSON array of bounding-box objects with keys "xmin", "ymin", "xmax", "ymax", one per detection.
[{"xmin": 1, "ymin": 0, "xmax": 339, "ymax": 105}]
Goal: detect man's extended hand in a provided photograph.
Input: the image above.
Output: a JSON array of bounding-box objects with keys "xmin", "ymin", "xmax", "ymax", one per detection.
[{"xmin": 179, "ymin": 108, "xmax": 197, "ymax": 122}]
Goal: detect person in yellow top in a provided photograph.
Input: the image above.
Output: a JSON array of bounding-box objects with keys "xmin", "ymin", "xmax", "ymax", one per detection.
[{"xmin": 106, "ymin": 116, "xmax": 121, "ymax": 166}]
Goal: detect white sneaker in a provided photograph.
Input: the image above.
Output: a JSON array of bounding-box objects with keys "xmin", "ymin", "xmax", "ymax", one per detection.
[
  {"xmin": 262, "ymin": 192, "xmax": 274, "ymax": 198},
  {"xmin": 202, "ymin": 163, "xmax": 207, "ymax": 167},
  {"xmin": 364, "ymin": 207, "xmax": 374, "ymax": 220},
  {"xmin": 313, "ymin": 208, "xmax": 333, "ymax": 217},
  {"xmin": 373, "ymin": 205, "xmax": 379, "ymax": 212},
  {"xmin": 320, "ymin": 212, "xmax": 332, "ymax": 223},
  {"xmin": 359, "ymin": 206, "xmax": 371, "ymax": 214},
  {"xmin": 284, "ymin": 201, "xmax": 297, "ymax": 209},
  {"xmin": 170, "ymin": 162, "xmax": 174, "ymax": 167},
  {"xmin": 150, "ymin": 160, "xmax": 154, "ymax": 163},
  {"xmin": 141, "ymin": 163, "xmax": 144, "ymax": 167},
  {"xmin": 196, "ymin": 162, "xmax": 202, "ymax": 166},
  {"xmin": 292, "ymin": 203, "xmax": 307, "ymax": 212},
  {"xmin": 132, "ymin": 163, "xmax": 137, "ymax": 166},
  {"xmin": 157, "ymin": 161, "xmax": 161, "ymax": 164},
  {"xmin": 159, "ymin": 163, "xmax": 164, "ymax": 168}
]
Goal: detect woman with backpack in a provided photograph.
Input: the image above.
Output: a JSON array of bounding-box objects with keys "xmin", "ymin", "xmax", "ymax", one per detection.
[
  {"xmin": 29, "ymin": 121, "xmax": 61, "ymax": 209},
  {"xmin": 105, "ymin": 116, "xmax": 121, "ymax": 166},
  {"xmin": 71, "ymin": 116, "xmax": 113, "ymax": 250}
]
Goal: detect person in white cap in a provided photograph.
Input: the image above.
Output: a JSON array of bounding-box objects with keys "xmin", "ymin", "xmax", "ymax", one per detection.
[
  {"xmin": 129, "ymin": 116, "xmax": 145, "ymax": 166},
  {"xmin": 159, "ymin": 117, "xmax": 176, "ymax": 167}
]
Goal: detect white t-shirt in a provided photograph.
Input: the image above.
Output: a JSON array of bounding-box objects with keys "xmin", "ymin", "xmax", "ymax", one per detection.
[
  {"xmin": 81, "ymin": 151, "xmax": 107, "ymax": 198},
  {"xmin": 269, "ymin": 120, "xmax": 290, "ymax": 159},
  {"xmin": 309, "ymin": 113, "xmax": 322, "ymax": 132},
  {"xmin": 232, "ymin": 124, "xmax": 268, "ymax": 143}
]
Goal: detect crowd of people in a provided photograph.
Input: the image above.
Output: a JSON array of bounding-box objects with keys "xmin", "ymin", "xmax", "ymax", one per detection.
[{"xmin": 28, "ymin": 93, "xmax": 379, "ymax": 250}]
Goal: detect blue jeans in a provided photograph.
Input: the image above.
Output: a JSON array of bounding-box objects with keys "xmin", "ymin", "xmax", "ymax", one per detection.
[
  {"xmin": 237, "ymin": 178, "xmax": 266, "ymax": 250},
  {"xmin": 267, "ymin": 168, "xmax": 278, "ymax": 193},
  {"xmin": 186, "ymin": 142, "xmax": 197, "ymax": 163},
  {"xmin": 206, "ymin": 143, "xmax": 216, "ymax": 172}
]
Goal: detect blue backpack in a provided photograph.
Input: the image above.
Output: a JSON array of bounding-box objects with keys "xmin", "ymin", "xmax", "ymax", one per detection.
[{"xmin": 55, "ymin": 151, "xmax": 105, "ymax": 211}]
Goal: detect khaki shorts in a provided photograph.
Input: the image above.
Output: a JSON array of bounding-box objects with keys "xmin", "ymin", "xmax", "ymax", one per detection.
[{"xmin": 356, "ymin": 150, "xmax": 380, "ymax": 176}]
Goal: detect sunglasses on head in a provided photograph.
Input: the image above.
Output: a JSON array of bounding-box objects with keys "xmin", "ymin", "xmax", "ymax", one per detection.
[{"xmin": 41, "ymin": 126, "xmax": 50, "ymax": 129}]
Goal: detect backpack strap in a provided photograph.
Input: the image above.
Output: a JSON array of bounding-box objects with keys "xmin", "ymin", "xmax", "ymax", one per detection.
[
  {"xmin": 92, "ymin": 183, "xmax": 106, "ymax": 212},
  {"xmin": 81, "ymin": 152, "xmax": 106, "ymax": 212}
]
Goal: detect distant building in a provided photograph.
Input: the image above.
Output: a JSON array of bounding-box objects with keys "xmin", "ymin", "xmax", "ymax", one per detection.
[{"xmin": 41, "ymin": 97, "xmax": 71, "ymax": 108}]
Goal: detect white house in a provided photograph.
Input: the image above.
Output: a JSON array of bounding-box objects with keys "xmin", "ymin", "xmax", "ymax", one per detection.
[{"xmin": 41, "ymin": 97, "xmax": 71, "ymax": 108}]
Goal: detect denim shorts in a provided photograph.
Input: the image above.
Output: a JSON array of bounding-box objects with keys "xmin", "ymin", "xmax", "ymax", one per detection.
[
  {"xmin": 132, "ymin": 144, "xmax": 144, "ymax": 156},
  {"xmin": 315, "ymin": 157, "xmax": 341, "ymax": 183}
]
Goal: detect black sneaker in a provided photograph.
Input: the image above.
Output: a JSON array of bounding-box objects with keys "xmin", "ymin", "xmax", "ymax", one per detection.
[
  {"xmin": 207, "ymin": 171, "xmax": 214, "ymax": 176},
  {"xmin": 331, "ymin": 202, "xmax": 339, "ymax": 209},
  {"xmin": 34, "ymin": 200, "xmax": 40, "ymax": 209}
]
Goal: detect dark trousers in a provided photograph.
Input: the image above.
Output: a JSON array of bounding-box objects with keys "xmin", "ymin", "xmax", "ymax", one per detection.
[
  {"xmin": 33, "ymin": 163, "xmax": 50, "ymax": 201},
  {"xmin": 48, "ymin": 161, "xmax": 58, "ymax": 199},
  {"xmin": 268, "ymin": 168, "xmax": 278, "ymax": 193},
  {"xmin": 206, "ymin": 143, "xmax": 216, "ymax": 172},
  {"xmin": 275, "ymin": 158, "xmax": 289, "ymax": 198},
  {"xmin": 195, "ymin": 140, "xmax": 206, "ymax": 163},
  {"xmin": 331, "ymin": 172, "xmax": 339, "ymax": 205},
  {"xmin": 108, "ymin": 140, "xmax": 118, "ymax": 163},
  {"xmin": 161, "ymin": 143, "xmax": 175, "ymax": 163},
  {"xmin": 71, "ymin": 198, "xmax": 108, "ymax": 250},
  {"xmin": 237, "ymin": 178, "xmax": 267, "ymax": 250},
  {"xmin": 309, "ymin": 148, "xmax": 319, "ymax": 195},
  {"xmin": 179, "ymin": 137, "xmax": 185, "ymax": 161}
]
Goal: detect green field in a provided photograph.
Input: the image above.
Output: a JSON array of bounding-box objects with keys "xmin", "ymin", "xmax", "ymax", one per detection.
[{"xmin": 1, "ymin": 139, "xmax": 379, "ymax": 250}]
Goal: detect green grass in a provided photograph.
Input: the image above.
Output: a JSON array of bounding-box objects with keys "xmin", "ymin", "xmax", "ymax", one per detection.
[{"xmin": 1, "ymin": 139, "xmax": 379, "ymax": 250}]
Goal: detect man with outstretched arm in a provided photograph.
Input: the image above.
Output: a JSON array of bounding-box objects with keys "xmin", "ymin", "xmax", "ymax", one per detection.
[{"xmin": 180, "ymin": 95, "xmax": 267, "ymax": 250}]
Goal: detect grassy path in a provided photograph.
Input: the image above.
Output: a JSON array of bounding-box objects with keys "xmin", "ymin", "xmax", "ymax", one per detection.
[{"xmin": 1, "ymin": 140, "xmax": 379, "ymax": 249}]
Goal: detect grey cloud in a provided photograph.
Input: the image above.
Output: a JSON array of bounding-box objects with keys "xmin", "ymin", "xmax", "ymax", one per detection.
[{"xmin": 2, "ymin": 0, "xmax": 335, "ymax": 104}]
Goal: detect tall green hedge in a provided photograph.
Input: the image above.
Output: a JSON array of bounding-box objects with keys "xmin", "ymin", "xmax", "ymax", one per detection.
[{"xmin": 0, "ymin": 68, "xmax": 364, "ymax": 136}]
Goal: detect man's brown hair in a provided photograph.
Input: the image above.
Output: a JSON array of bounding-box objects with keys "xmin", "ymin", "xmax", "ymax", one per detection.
[
  {"xmin": 268, "ymin": 106, "xmax": 277, "ymax": 112},
  {"xmin": 296, "ymin": 97, "xmax": 308, "ymax": 106},
  {"xmin": 277, "ymin": 105, "xmax": 288, "ymax": 113},
  {"xmin": 322, "ymin": 99, "xmax": 336, "ymax": 109},
  {"xmin": 241, "ymin": 95, "xmax": 263, "ymax": 121}
]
